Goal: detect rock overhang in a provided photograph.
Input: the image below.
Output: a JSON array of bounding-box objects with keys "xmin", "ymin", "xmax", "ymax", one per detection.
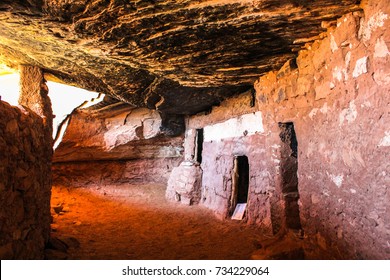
[{"xmin": 0, "ymin": 0, "xmax": 361, "ymax": 115}]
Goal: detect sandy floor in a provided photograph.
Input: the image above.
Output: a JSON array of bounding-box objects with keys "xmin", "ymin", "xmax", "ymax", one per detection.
[{"xmin": 50, "ymin": 184, "xmax": 269, "ymax": 260}]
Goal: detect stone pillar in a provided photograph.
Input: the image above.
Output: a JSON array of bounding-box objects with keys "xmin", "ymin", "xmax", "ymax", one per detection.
[
  {"xmin": 183, "ymin": 128, "xmax": 197, "ymax": 161},
  {"xmin": 166, "ymin": 161, "xmax": 202, "ymax": 205},
  {"xmin": 19, "ymin": 65, "xmax": 53, "ymax": 138},
  {"xmin": 18, "ymin": 65, "xmax": 53, "ymax": 257},
  {"xmin": 166, "ymin": 120, "xmax": 203, "ymax": 205}
]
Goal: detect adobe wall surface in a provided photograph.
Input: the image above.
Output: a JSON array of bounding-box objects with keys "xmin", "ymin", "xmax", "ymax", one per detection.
[
  {"xmin": 0, "ymin": 101, "xmax": 52, "ymax": 259},
  {"xmin": 186, "ymin": 0, "xmax": 389, "ymax": 258}
]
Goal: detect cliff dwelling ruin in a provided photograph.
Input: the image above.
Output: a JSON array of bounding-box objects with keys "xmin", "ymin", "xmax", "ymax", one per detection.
[{"xmin": 0, "ymin": 0, "xmax": 389, "ymax": 260}]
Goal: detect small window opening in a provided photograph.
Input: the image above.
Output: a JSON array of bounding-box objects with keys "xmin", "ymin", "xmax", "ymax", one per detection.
[
  {"xmin": 250, "ymin": 88, "xmax": 256, "ymax": 107},
  {"xmin": 195, "ymin": 128, "xmax": 204, "ymax": 164}
]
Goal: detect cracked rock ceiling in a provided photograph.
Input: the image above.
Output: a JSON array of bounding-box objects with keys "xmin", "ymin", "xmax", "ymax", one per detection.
[{"xmin": 0, "ymin": 0, "xmax": 360, "ymax": 115}]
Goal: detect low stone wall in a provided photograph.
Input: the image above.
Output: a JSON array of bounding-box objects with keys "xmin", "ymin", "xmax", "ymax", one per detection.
[{"xmin": 0, "ymin": 101, "xmax": 52, "ymax": 259}]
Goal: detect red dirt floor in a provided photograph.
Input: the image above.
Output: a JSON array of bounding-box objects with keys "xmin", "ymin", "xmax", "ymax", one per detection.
[{"xmin": 49, "ymin": 184, "xmax": 271, "ymax": 260}]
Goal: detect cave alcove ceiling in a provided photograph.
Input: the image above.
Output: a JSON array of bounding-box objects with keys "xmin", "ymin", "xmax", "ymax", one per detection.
[{"xmin": 0, "ymin": 0, "xmax": 361, "ymax": 115}]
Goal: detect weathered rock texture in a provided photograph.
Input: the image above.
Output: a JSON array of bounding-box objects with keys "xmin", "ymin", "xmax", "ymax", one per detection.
[
  {"xmin": 177, "ymin": 0, "xmax": 389, "ymax": 259},
  {"xmin": 52, "ymin": 158, "xmax": 181, "ymax": 187},
  {"xmin": 54, "ymin": 107, "xmax": 183, "ymax": 162},
  {"xmin": 53, "ymin": 105, "xmax": 183, "ymax": 186},
  {"xmin": 0, "ymin": 0, "xmax": 388, "ymax": 260},
  {"xmin": 0, "ymin": 0, "xmax": 360, "ymax": 115},
  {"xmin": 0, "ymin": 99, "xmax": 52, "ymax": 259},
  {"xmin": 253, "ymin": 1, "xmax": 389, "ymax": 259}
]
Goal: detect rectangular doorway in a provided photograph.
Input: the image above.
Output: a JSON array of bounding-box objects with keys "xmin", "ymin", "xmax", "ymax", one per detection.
[
  {"xmin": 195, "ymin": 128, "xmax": 204, "ymax": 164},
  {"xmin": 230, "ymin": 155, "xmax": 250, "ymax": 217}
]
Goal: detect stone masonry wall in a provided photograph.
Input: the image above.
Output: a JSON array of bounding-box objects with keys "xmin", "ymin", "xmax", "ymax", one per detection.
[
  {"xmin": 166, "ymin": 161, "xmax": 203, "ymax": 205},
  {"xmin": 186, "ymin": 0, "xmax": 389, "ymax": 258},
  {"xmin": 187, "ymin": 92, "xmax": 275, "ymax": 233},
  {"xmin": 0, "ymin": 101, "xmax": 52, "ymax": 259},
  {"xmin": 252, "ymin": 0, "xmax": 390, "ymax": 259}
]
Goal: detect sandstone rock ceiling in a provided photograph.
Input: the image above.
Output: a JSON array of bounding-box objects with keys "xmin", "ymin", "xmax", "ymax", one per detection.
[{"xmin": 0, "ymin": 0, "xmax": 360, "ymax": 115}]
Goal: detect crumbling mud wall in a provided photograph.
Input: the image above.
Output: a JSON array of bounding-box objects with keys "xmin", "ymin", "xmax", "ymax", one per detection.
[{"xmin": 0, "ymin": 101, "xmax": 52, "ymax": 259}]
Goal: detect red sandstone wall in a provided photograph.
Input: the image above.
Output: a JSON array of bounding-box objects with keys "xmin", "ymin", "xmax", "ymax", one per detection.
[
  {"xmin": 188, "ymin": 0, "xmax": 389, "ymax": 258},
  {"xmin": 52, "ymin": 158, "xmax": 182, "ymax": 187},
  {"xmin": 52, "ymin": 107, "xmax": 183, "ymax": 186},
  {"xmin": 0, "ymin": 101, "xmax": 52, "ymax": 259},
  {"xmin": 54, "ymin": 108, "xmax": 183, "ymax": 162},
  {"xmin": 253, "ymin": 2, "xmax": 390, "ymax": 259}
]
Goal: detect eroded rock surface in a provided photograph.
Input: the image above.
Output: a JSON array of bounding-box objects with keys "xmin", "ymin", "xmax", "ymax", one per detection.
[
  {"xmin": 0, "ymin": 0, "xmax": 360, "ymax": 114},
  {"xmin": 54, "ymin": 106, "xmax": 184, "ymax": 162},
  {"xmin": 52, "ymin": 104, "xmax": 184, "ymax": 186}
]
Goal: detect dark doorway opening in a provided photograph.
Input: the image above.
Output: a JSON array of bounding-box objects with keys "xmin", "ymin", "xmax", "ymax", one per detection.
[
  {"xmin": 230, "ymin": 155, "xmax": 250, "ymax": 215},
  {"xmin": 236, "ymin": 156, "xmax": 250, "ymax": 203},
  {"xmin": 278, "ymin": 122, "xmax": 302, "ymax": 231},
  {"xmin": 195, "ymin": 128, "xmax": 204, "ymax": 164}
]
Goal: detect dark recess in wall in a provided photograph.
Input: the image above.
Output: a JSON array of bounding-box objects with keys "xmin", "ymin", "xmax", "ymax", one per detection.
[{"xmin": 279, "ymin": 122, "xmax": 301, "ymax": 231}]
